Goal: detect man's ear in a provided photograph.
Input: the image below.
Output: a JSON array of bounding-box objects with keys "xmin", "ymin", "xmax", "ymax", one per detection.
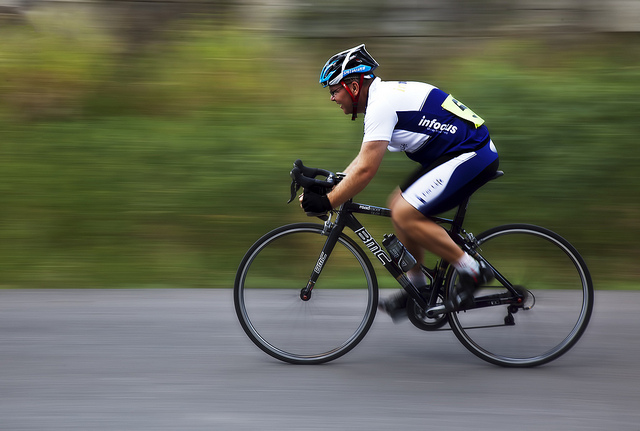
[{"xmin": 349, "ymin": 81, "xmax": 359, "ymax": 96}]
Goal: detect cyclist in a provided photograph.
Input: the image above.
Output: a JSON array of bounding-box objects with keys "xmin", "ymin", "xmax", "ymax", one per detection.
[{"xmin": 301, "ymin": 44, "xmax": 498, "ymax": 321}]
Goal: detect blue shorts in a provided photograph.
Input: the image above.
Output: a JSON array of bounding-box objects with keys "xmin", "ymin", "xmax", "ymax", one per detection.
[{"xmin": 400, "ymin": 141, "xmax": 499, "ymax": 216}]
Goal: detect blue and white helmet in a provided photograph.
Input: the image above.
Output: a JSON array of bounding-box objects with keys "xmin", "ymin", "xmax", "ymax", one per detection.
[{"xmin": 319, "ymin": 44, "xmax": 379, "ymax": 87}]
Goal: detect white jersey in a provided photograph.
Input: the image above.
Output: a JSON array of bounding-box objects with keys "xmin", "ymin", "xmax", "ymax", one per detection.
[{"xmin": 363, "ymin": 78, "xmax": 490, "ymax": 165}]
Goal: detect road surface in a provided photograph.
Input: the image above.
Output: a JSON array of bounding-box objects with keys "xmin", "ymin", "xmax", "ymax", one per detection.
[{"xmin": 1, "ymin": 289, "xmax": 638, "ymax": 430}]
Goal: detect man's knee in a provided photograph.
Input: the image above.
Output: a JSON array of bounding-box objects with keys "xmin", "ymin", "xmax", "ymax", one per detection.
[
  {"xmin": 391, "ymin": 195, "xmax": 422, "ymax": 227},
  {"xmin": 387, "ymin": 188, "xmax": 402, "ymax": 210}
]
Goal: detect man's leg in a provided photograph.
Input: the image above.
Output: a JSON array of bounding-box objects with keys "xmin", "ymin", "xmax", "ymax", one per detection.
[
  {"xmin": 390, "ymin": 195, "xmax": 464, "ymax": 265},
  {"xmin": 379, "ymin": 190, "xmax": 492, "ymax": 321},
  {"xmin": 378, "ymin": 191, "xmax": 466, "ymax": 322},
  {"xmin": 379, "ymin": 147, "xmax": 498, "ymax": 320}
]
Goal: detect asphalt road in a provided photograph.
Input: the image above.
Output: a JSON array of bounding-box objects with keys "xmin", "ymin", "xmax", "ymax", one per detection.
[{"xmin": 1, "ymin": 289, "xmax": 639, "ymax": 431}]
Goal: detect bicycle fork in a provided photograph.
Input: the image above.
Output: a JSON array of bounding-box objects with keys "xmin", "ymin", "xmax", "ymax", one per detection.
[
  {"xmin": 301, "ymin": 212, "xmax": 359, "ymax": 300},
  {"xmin": 300, "ymin": 219, "xmax": 340, "ymax": 301}
]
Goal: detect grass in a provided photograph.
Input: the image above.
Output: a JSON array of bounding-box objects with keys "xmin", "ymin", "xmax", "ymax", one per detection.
[{"xmin": 1, "ymin": 22, "xmax": 639, "ymax": 289}]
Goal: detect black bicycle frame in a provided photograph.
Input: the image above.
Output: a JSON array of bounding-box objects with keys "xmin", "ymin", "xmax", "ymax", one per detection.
[
  {"xmin": 302, "ymin": 199, "xmax": 440, "ymax": 309},
  {"xmin": 302, "ymin": 193, "xmax": 525, "ymax": 315}
]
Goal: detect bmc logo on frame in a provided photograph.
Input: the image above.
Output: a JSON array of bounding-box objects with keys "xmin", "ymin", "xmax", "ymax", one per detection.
[
  {"xmin": 314, "ymin": 252, "xmax": 327, "ymax": 274},
  {"xmin": 354, "ymin": 227, "xmax": 392, "ymax": 266}
]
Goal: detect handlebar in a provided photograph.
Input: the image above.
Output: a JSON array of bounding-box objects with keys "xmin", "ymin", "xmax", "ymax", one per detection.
[
  {"xmin": 287, "ymin": 160, "xmax": 341, "ymax": 210},
  {"xmin": 289, "ymin": 159, "xmax": 336, "ymax": 190}
]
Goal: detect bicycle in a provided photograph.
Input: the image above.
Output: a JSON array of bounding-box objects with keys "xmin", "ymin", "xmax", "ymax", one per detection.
[{"xmin": 234, "ymin": 160, "xmax": 594, "ymax": 367}]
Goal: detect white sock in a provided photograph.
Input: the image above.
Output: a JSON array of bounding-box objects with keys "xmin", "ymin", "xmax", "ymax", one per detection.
[
  {"xmin": 453, "ymin": 253, "xmax": 479, "ymax": 276},
  {"xmin": 407, "ymin": 270, "xmax": 427, "ymax": 287}
]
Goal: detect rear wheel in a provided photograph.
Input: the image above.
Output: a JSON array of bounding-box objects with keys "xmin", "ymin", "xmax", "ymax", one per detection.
[
  {"xmin": 234, "ymin": 223, "xmax": 378, "ymax": 364},
  {"xmin": 448, "ymin": 224, "xmax": 594, "ymax": 367}
]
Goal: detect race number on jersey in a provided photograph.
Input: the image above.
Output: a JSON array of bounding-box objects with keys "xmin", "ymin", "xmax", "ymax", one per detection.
[{"xmin": 441, "ymin": 94, "xmax": 485, "ymax": 128}]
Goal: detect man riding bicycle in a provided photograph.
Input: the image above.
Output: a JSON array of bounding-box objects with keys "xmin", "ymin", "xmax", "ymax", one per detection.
[{"xmin": 301, "ymin": 44, "xmax": 499, "ymax": 320}]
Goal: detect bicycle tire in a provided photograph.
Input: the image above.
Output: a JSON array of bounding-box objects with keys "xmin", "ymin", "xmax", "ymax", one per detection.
[
  {"xmin": 448, "ymin": 224, "xmax": 594, "ymax": 367},
  {"xmin": 234, "ymin": 223, "xmax": 378, "ymax": 364}
]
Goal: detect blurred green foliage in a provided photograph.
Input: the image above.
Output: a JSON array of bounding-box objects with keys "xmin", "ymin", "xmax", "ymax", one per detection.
[
  {"xmin": 0, "ymin": 11, "xmax": 114, "ymax": 120},
  {"xmin": 0, "ymin": 18, "xmax": 639, "ymax": 289}
]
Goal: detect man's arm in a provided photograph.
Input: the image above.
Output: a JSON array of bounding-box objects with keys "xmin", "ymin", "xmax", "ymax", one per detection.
[{"xmin": 327, "ymin": 140, "xmax": 388, "ymax": 208}]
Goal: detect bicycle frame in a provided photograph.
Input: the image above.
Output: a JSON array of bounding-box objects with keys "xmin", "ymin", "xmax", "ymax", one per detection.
[
  {"xmin": 302, "ymin": 198, "xmax": 454, "ymax": 311},
  {"xmin": 302, "ymin": 195, "xmax": 526, "ymax": 316}
]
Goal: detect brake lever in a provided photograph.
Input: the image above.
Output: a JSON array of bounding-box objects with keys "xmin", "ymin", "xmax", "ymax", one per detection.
[{"xmin": 287, "ymin": 179, "xmax": 300, "ymax": 204}]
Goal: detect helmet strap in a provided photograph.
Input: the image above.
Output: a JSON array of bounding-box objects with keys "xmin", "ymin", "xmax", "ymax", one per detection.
[{"xmin": 341, "ymin": 74, "xmax": 365, "ymax": 121}]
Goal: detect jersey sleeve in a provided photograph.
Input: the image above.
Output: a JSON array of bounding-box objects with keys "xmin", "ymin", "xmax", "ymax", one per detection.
[{"xmin": 362, "ymin": 99, "xmax": 397, "ymax": 143}]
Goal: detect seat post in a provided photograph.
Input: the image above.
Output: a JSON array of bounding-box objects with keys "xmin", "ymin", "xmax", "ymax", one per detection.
[
  {"xmin": 450, "ymin": 197, "xmax": 471, "ymax": 236},
  {"xmin": 450, "ymin": 170, "xmax": 503, "ymax": 237}
]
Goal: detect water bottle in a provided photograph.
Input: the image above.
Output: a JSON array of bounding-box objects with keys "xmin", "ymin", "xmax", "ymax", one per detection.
[{"xmin": 382, "ymin": 234, "xmax": 417, "ymax": 272}]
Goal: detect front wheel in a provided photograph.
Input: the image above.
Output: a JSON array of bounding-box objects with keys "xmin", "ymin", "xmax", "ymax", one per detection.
[
  {"xmin": 234, "ymin": 223, "xmax": 378, "ymax": 364},
  {"xmin": 448, "ymin": 224, "xmax": 594, "ymax": 367}
]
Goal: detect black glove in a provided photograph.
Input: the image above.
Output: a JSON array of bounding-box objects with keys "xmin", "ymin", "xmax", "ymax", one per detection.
[{"xmin": 302, "ymin": 190, "xmax": 332, "ymax": 214}]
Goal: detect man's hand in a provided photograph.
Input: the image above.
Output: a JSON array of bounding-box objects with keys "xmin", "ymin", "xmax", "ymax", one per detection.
[{"xmin": 300, "ymin": 190, "xmax": 332, "ymax": 214}]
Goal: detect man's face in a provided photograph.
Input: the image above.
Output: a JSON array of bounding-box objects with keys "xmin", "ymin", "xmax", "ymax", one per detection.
[{"xmin": 328, "ymin": 83, "xmax": 352, "ymax": 116}]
